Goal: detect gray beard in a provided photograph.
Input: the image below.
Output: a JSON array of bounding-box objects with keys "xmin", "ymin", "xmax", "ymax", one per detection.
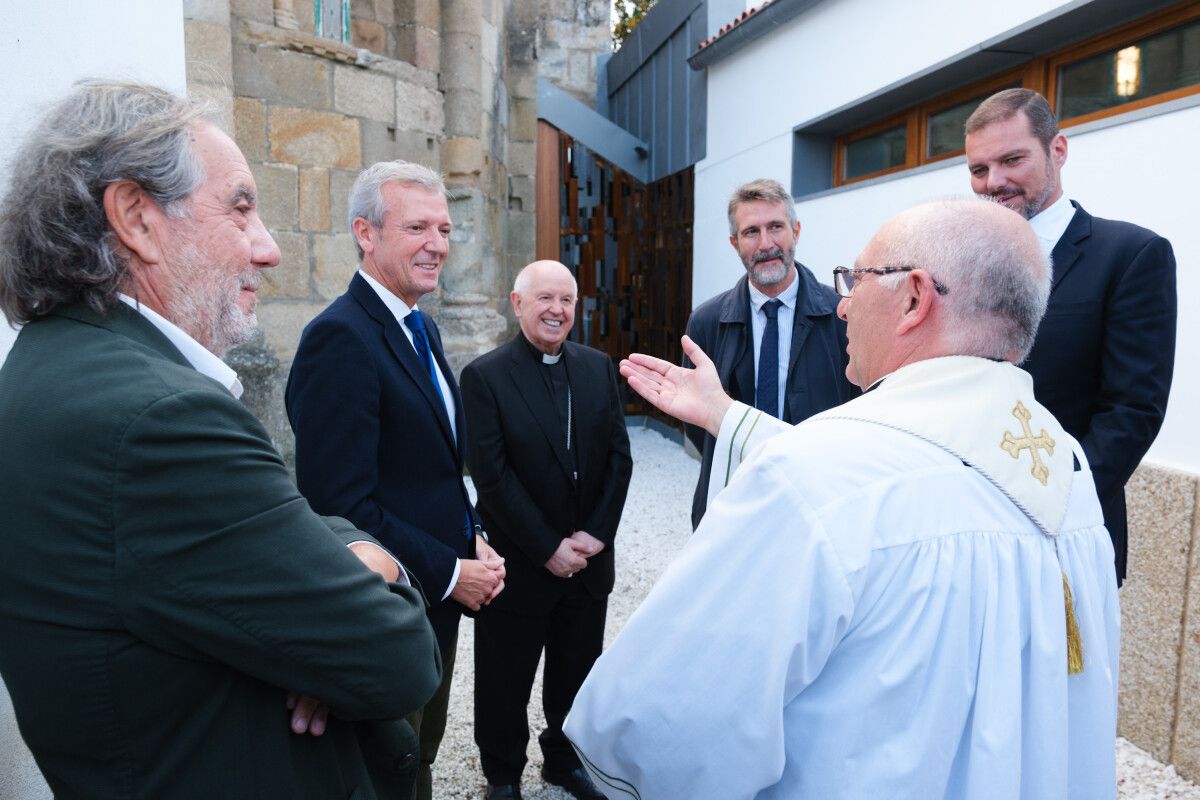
[
  {"xmin": 165, "ymin": 243, "xmax": 259, "ymax": 357},
  {"xmin": 746, "ymin": 249, "xmax": 793, "ymax": 287}
]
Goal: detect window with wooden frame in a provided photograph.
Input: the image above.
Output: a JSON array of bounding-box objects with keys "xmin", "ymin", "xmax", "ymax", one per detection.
[
  {"xmin": 831, "ymin": 1, "xmax": 1200, "ymax": 187},
  {"xmin": 1048, "ymin": 2, "xmax": 1200, "ymax": 128}
]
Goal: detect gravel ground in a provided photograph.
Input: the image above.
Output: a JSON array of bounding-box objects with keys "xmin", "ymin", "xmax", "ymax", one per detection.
[{"xmin": 436, "ymin": 426, "xmax": 1200, "ymax": 800}]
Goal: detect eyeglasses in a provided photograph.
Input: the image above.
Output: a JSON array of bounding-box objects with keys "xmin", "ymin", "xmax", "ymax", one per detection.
[{"xmin": 832, "ymin": 266, "xmax": 950, "ymax": 299}]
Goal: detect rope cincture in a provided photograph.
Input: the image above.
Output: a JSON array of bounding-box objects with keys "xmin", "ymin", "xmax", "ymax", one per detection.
[{"xmin": 1062, "ymin": 571, "xmax": 1084, "ymax": 675}]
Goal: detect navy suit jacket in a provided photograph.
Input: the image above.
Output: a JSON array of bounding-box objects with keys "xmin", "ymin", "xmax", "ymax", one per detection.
[
  {"xmin": 1023, "ymin": 202, "xmax": 1176, "ymax": 583},
  {"xmin": 286, "ymin": 273, "xmax": 477, "ymax": 652},
  {"xmin": 683, "ymin": 265, "xmax": 857, "ymax": 528}
]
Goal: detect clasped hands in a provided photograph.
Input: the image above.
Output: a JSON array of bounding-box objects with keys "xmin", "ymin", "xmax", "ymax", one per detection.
[
  {"xmin": 544, "ymin": 530, "xmax": 604, "ymax": 577},
  {"xmin": 451, "ymin": 538, "xmax": 506, "ymax": 612}
]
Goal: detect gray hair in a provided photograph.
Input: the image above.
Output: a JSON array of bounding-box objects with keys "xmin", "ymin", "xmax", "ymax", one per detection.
[
  {"xmin": 965, "ymin": 88, "xmax": 1059, "ymax": 151},
  {"xmin": 871, "ymin": 197, "xmax": 1050, "ymax": 363},
  {"xmin": 347, "ymin": 160, "xmax": 447, "ymax": 260},
  {"xmin": 0, "ymin": 80, "xmax": 213, "ymax": 324},
  {"xmin": 727, "ymin": 178, "xmax": 797, "ymax": 236}
]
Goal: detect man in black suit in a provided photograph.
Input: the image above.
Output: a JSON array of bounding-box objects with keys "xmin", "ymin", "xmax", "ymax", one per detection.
[
  {"xmin": 0, "ymin": 81, "xmax": 439, "ymax": 799},
  {"xmin": 461, "ymin": 260, "xmax": 632, "ymax": 800},
  {"xmin": 684, "ymin": 178, "xmax": 856, "ymax": 528},
  {"xmin": 965, "ymin": 88, "xmax": 1177, "ymax": 584},
  {"xmin": 286, "ymin": 161, "xmax": 507, "ymax": 800}
]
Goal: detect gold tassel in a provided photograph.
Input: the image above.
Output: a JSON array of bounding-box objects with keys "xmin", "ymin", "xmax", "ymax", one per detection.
[{"xmin": 1062, "ymin": 571, "xmax": 1084, "ymax": 675}]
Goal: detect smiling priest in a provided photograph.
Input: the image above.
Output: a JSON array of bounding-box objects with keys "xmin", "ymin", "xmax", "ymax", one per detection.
[{"xmin": 564, "ymin": 197, "xmax": 1120, "ymax": 800}]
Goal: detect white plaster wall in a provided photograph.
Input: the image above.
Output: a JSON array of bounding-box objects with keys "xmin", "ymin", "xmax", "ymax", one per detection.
[
  {"xmin": 694, "ymin": 0, "xmax": 1200, "ymax": 471},
  {"xmin": 0, "ymin": 3, "xmax": 186, "ymax": 797},
  {"xmin": 702, "ymin": 0, "xmax": 1069, "ymax": 163}
]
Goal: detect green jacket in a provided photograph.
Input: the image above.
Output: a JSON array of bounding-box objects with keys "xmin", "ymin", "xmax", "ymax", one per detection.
[{"xmin": 0, "ymin": 302, "xmax": 440, "ymax": 799}]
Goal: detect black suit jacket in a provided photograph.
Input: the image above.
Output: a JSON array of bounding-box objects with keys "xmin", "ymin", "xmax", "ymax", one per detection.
[
  {"xmin": 0, "ymin": 302, "xmax": 439, "ymax": 799},
  {"xmin": 683, "ymin": 265, "xmax": 857, "ymax": 527},
  {"xmin": 1023, "ymin": 202, "xmax": 1176, "ymax": 583},
  {"xmin": 460, "ymin": 336, "xmax": 632, "ymax": 615},
  {"xmin": 286, "ymin": 273, "xmax": 477, "ymax": 652}
]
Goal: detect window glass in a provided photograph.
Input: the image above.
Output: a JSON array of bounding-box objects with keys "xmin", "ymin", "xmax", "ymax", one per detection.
[
  {"xmin": 926, "ymin": 85, "xmax": 1019, "ymax": 158},
  {"xmin": 926, "ymin": 96, "xmax": 988, "ymax": 158},
  {"xmin": 1058, "ymin": 19, "xmax": 1200, "ymax": 120},
  {"xmin": 844, "ymin": 124, "xmax": 907, "ymax": 180}
]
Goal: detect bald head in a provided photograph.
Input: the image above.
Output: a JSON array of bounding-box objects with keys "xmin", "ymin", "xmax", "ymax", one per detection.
[
  {"xmin": 878, "ymin": 197, "xmax": 1047, "ymax": 360},
  {"xmin": 842, "ymin": 197, "xmax": 1050, "ymax": 387},
  {"xmin": 511, "ymin": 260, "xmax": 578, "ymax": 355}
]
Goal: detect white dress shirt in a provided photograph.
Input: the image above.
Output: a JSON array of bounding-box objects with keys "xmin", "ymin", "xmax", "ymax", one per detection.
[
  {"xmin": 358, "ymin": 269, "xmax": 457, "ymax": 440},
  {"xmin": 118, "ymin": 294, "xmax": 243, "ymax": 398},
  {"xmin": 1028, "ymin": 194, "xmax": 1077, "ymax": 259},
  {"xmin": 747, "ymin": 268, "xmax": 800, "ymax": 418}
]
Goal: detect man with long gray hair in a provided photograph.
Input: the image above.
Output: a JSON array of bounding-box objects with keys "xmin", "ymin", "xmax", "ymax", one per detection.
[
  {"xmin": 566, "ymin": 198, "xmax": 1120, "ymax": 799},
  {"xmin": 0, "ymin": 81, "xmax": 439, "ymax": 799}
]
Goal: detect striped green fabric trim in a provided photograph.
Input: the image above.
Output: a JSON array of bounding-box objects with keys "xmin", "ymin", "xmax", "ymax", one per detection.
[{"xmin": 723, "ymin": 406, "xmax": 756, "ymax": 489}]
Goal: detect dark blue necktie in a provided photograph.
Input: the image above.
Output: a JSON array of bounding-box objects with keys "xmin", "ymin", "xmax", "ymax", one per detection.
[
  {"xmin": 405, "ymin": 310, "xmax": 473, "ymax": 540},
  {"xmin": 756, "ymin": 299, "xmax": 783, "ymax": 418},
  {"xmin": 404, "ymin": 310, "xmax": 445, "ymax": 405}
]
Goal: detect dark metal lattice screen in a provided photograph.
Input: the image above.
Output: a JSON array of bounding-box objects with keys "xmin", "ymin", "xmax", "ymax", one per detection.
[{"xmin": 556, "ymin": 132, "xmax": 693, "ymax": 416}]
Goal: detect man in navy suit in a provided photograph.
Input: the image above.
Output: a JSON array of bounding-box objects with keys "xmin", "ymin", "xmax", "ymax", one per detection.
[
  {"xmin": 965, "ymin": 88, "xmax": 1177, "ymax": 584},
  {"xmin": 286, "ymin": 161, "xmax": 507, "ymax": 800}
]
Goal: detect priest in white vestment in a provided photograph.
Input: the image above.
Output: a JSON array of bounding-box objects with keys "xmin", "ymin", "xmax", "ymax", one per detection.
[{"xmin": 563, "ymin": 198, "xmax": 1120, "ymax": 800}]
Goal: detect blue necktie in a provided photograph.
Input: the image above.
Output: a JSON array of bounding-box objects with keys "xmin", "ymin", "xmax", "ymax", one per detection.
[
  {"xmin": 404, "ymin": 310, "xmax": 473, "ymax": 541},
  {"xmin": 756, "ymin": 299, "xmax": 782, "ymax": 418},
  {"xmin": 404, "ymin": 310, "xmax": 445, "ymax": 405}
]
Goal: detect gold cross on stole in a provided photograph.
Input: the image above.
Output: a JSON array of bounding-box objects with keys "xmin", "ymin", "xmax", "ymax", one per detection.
[{"xmin": 1000, "ymin": 401, "xmax": 1056, "ymax": 486}]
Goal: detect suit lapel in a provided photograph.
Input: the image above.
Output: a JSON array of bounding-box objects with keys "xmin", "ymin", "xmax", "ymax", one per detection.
[
  {"xmin": 785, "ymin": 264, "xmax": 838, "ymax": 423},
  {"xmin": 348, "ymin": 275, "xmax": 457, "ymax": 451},
  {"xmin": 1048, "ymin": 202, "xmax": 1091, "ymax": 292},
  {"xmin": 57, "ymin": 301, "xmax": 196, "ymax": 370},
  {"xmin": 508, "ymin": 337, "xmax": 575, "ymax": 481},
  {"xmin": 426, "ymin": 318, "xmax": 466, "ymax": 462}
]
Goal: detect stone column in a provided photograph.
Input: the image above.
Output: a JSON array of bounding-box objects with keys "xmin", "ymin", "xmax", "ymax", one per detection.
[
  {"xmin": 273, "ymin": 0, "xmax": 300, "ymax": 30},
  {"xmin": 437, "ymin": 0, "xmax": 507, "ymax": 372}
]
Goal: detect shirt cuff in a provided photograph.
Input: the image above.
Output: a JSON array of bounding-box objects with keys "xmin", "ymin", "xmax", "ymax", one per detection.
[{"xmin": 442, "ymin": 559, "xmax": 462, "ymax": 601}]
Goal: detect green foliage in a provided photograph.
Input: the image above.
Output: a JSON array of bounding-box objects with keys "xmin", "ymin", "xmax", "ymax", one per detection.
[{"xmin": 613, "ymin": 0, "xmax": 657, "ymax": 50}]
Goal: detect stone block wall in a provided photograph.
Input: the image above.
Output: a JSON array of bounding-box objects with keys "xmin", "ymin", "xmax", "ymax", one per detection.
[
  {"xmin": 1120, "ymin": 461, "xmax": 1200, "ymax": 782},
  {"xmin": 535, "ymin": 0, "xmax": 611, "ymax": 104},
  {"xmin": 182, "ymin": 0, "xmax": 609, "ymax": 411}
]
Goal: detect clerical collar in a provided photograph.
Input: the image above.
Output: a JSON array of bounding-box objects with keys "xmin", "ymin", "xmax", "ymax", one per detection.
[{"xmin": 520, "ymin": 333, "xmax": 564, "ymax": 365}]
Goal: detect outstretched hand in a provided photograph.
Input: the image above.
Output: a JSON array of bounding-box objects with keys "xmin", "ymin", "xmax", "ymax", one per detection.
[{"xmin": 619, "ymin": 335, "xmax": 732, "ymax": 437}]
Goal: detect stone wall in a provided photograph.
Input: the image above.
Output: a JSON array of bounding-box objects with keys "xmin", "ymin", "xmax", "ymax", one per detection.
[
  {"xmin": 181, "ymin": 0, "xmax": 609, "ymax": 455},
  {"xmin": 1119, "ymin": 461, "xmax": 1200, "ymax": 782}
]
